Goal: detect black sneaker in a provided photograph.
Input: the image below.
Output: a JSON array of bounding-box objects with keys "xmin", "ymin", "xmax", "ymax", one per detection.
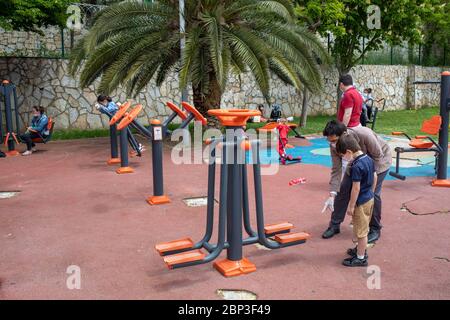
[
  {"xmin": 346, "ymin": 247, "xmax": 368, "ymax": 259},
  {"xmin": 322, "ymin": 227, "xmax": 340, "ymax": 239},
  {"xmin": 342, "ymin": 256, "xmax": 368, "ymax": 267},
  {"xmin": 368, "ymin": 230, "xmax": 381, "ymax": 244}
]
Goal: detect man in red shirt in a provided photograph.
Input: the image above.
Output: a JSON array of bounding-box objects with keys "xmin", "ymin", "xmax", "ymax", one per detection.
[{"xmin": 337, "ymin": 74, "xmax": 363, "ymax": 128}]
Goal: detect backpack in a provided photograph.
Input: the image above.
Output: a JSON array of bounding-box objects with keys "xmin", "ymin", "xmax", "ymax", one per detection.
[{"xmin": 270, "ymin": 105, "xmax": 282, "ymax": 121}]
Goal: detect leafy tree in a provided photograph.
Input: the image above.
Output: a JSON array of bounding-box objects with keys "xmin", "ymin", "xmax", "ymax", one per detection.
[
  {"xmin": 69, "ymin": 0, "xmax": 329, "ymax": 124},
  {"xmin": 0, "ymin": 0, "xmax": 71, "ymax": 34},
  {"xmin": 420, "ymin": 0, "xmax": 449, "ymax": 65},
  {"xmin": 294, "ymin": 0, "xmax": 437, "ymax": 112},
  {"xmin": 294, "ymin": 0, "xmax": 427, "ymax": 75},
  {"xmin": 294, "ymin": 0, "xmax": 346, "ymax": 126}
]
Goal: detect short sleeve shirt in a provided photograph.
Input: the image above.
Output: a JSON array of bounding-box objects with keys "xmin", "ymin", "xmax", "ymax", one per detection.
[
  {"xmin": 350, "ymin": 154, "xmax": 375, "ymax": 206},
  {"xmin": 338, "ymin": 87, "xmax": 363, "ymax": 127}
]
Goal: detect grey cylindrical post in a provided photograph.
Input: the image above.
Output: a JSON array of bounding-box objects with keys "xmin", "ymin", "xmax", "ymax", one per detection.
[
  {"xmin": 147, "ymin": 120, "xmax": 170, "ymax": 205},
  {"xmin": 13, "ymin": 84, "xmax": 20, "ymax": 133},
  {"xmin": 437, "ymin": 72, "xmax": 449, "ymax": 180},
  {"xmin": 109, "ymin": 123, "xmax": 119, "ymax": 159},
  {"xmin": 152, "ymin": 125, "xmax": 164, "ymax": 196},
  {"xmin": 226, "ymin": 127, "xmax": 243, "ymax": 261},
  {"xmin": 119, "ymin": 127, "xmax": 129, "ymax": 167},
  {"xmin": 0, "ymin": 84, "xmax": 4, "ymax": 140},
  {"xmin": 242, "ymin": 154, "xmax": 256, "ymax": 237},
  {"xmin": 4, "ymin": 83, "xmax": 15, "ymax": 151}
]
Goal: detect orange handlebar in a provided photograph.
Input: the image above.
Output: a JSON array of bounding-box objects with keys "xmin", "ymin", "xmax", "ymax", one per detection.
[
  {"xmin": 109, "ymin": 101, "xmax": 131, "ymax": 125},
  {"xmin": 167, "ymin": 102, "xmax": 187, "ymax": 120},
  {"xmin": 117, "ymin": 104, "xmax": 143, "ymax": 130},
  {"xmin": 181, "ymin": 102, "xmax": 208, "ymax": 126}
]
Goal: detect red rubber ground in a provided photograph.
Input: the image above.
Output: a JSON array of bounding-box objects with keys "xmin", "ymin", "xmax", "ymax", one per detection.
[{"xmin": 0, "ymin": 137, "xmax": 449, "ymax": 299}]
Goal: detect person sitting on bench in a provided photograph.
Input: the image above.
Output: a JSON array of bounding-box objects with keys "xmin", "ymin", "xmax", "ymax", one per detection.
[{"xmin": 20, "ymin": 106, "xmax": 48, "ymax": 156}]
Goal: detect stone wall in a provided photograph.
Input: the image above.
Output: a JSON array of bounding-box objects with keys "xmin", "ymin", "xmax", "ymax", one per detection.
[
  {"xmin": 0, "ymin": 57, "xmax": 444, "ymax": 130},
  {"xmin": 0, "ymin": 27, "xmax": 78, "ymax": 57}
]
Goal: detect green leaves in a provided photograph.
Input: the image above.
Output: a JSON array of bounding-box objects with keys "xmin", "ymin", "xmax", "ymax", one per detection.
[
  {"xmin": 294, "ymin": 0, "xmax": 447, "ymax": 73},
  {"xmin": 70, "ymin": 0, "xmax": 327, "ymax": 111},
  {"xmin": 0, "ymin": 0, "xmax": 71, "ymax": 33}
]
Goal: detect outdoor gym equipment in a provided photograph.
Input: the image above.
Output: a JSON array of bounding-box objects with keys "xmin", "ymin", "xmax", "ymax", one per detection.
[
  {"xmin": 102, "ymin": 101, "xmax": 142, "ymax": 165},
  {"xmin": 389, "ymin": 71, "xmax": 450, "ymax": 187},
  {"xmin": 109, "ymin": 101, "xmax": 207, "ymax": 204},
  {"xmin": 0, "ymin": 80, "xmax": 21, "ymax": 156},
  {"xmin": 155, "ymin": 109, "xmax": 310, "ymax": 277},
  {"xmin": 365, "ymin": 98, "xmax": 386, "ymax": 131},
  {"xmin": 113, "ymin": 104, "xmax": 143, "ymax": 174}
]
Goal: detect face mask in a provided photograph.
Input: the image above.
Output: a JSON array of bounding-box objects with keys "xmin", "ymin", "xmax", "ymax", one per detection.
[{"xmin": 342, "ymin": 153, "xmax": 353, "ymax": 163}]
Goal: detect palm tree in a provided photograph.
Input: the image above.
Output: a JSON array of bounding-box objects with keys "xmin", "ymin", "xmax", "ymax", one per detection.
[{"xmin": 69, "ymin": 0, "xmax": 329, "ymax": 124}]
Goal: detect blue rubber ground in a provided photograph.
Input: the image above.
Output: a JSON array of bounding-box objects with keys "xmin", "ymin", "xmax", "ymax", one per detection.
[{"xmin": 250, "ymin": 137, "xmax": 450, "ymax": 180}]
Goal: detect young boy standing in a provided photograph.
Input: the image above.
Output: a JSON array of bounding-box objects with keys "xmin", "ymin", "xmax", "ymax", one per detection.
[{"xmin": 336, "ymin": 134, "xmax": 378, "ymax": 267}]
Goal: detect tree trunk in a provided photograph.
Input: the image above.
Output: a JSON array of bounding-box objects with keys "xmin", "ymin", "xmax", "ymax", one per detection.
[
  {"xmin": 192, "ymin": 72, "xmax": 222, "ymax": 128},
  {"xmin": 335, "ymin": 68, "xmax": 350, "ymax": 111},
  {"xmin": 299, "ymin": 88, "xmax": 309, "ymax": 128}
]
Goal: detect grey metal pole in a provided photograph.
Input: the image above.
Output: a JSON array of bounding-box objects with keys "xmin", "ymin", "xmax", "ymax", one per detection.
[
  {"xmin": 108, "ymin": 123, "xmax": 119, "ymax": 164},
  {"xmin": 116, "ymin": 126, "xmax": 134, "ymax": 174},
  {"xmin": 4, "ymin": 83, "xmax": 16, "ymax": 152},
  {"xmin": 436, "ymin": 72, "xmax": 450, "ymax": 180},
  {"xmin": 12, "ymin": 83, "xmax": 19, "ymax": 133},
  {"xmin": 179, "ymin": 0, "xmax": 189, "ymax": 103},
  {"xmin": 226, "ymin": 129, "xmax": 243, "ymax": 261},
  {"xmin": 0, "ymin": 83, "xmax": 4, "ymax": 139},
  {"xmin": 147, "ymin": 119, "xmax": 170, "ymax": 205}
]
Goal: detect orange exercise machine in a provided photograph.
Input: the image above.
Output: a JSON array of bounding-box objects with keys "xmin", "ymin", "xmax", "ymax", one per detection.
[
  {"xmin": 155, "ymin": 109, "xmax": 310, "ymax": 277},
  {"xmin": 108, "ymin": 101, "xmax": 207, "ymax": 204},
  {"xmin": 390, "ymin": 71, "xmax": 450, "ymax": 187}
]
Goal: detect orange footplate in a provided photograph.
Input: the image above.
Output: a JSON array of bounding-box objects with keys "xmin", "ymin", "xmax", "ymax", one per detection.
[
  {"xmin": 163, "ymin": 250, "xmax": 205, "ymax": 269},
  {"xmin": 264, "ymin": 222, "xmax": 293, "ymax": 235},
  {"xmin": 275, "ymin": 232, "xmax": 310, "ymax": 244},
  {"xmin": 155, "ymin": 238, "xmax": 194, "ymax": 255}
]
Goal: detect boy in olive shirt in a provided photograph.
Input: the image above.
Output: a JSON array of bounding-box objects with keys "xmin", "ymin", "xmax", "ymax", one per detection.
[{"xmin": 336, "ymin": 134, "xmax": 377, "ymax": 267}]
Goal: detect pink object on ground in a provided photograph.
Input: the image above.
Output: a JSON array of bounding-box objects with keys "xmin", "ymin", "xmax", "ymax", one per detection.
[{"xmin": 289, "ymin": 178, "xmax": 307, "ymax": 186}]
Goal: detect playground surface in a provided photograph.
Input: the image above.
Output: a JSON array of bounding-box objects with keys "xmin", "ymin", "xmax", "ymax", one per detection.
[{"xmin": 0, "ymin": 136, "xmax": 449, "ymax": 300}]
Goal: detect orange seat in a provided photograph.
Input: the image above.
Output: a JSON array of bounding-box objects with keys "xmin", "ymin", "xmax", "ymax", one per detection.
[
  {"xmin": 31, "ymin": 118, "xmax": 55, "ymax": 144},
  {"xmin": 421, "ymin": 115, "xmax": 441, "ymax": 135},
  {"xmin": 409, "ymin": 139, "xmax": 433, "ymax": 149},
  {"xmin": 407, "ymin": 116, "xmax": 441, "ymax": 149}
]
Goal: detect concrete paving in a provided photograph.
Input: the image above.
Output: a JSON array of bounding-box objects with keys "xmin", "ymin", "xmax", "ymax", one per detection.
[{"xmin": 0, "ymin": 137, "xmax": 449, "ymax": 299}]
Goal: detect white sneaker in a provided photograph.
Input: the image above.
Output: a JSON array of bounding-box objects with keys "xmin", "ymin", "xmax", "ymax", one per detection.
[
  {"xmin": 22, "ymin": 150, "xmax": 33, "ymax": 156},
  {"xmin": 32, "ymin": 147, "xmax": 37, "ymax": 152},
  {"xmin": 138, "ymin": 143, "xmax": 146, "ymax": 152}
]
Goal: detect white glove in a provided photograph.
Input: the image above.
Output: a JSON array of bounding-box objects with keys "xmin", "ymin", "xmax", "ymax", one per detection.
[
  {"xmin": 321, "ymin": 194, "xmax": 336, "ymax": 213},
  {"xmin": 95, "ymin": 103, "xmax": 101, "ymax": 110},
  {"xmin": 286, "ymin": 116, "xmax": 294, "ymax": 122}
]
